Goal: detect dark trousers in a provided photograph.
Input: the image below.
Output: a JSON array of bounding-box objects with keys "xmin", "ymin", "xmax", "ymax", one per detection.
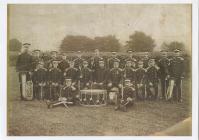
[
  {"xmin": 19, "ymin": 84, "xmax": 23, "ymax": 100},
  {"xmin": 45, "ymin": 85, "xmax": 59, "ymax": 101},
  {"xmin": 146, "ymin": 83, "xmax": 158, "ymax": 100},
  {"xmin": 33, "ymin": 84, "xmax": 46, "ymax": 100},
  {"xmin": 173, "ymin": 78, "xmax": 182, "ymax": 101},
  {"xmin": 136, "ymin": 86, "xmax": 145, "ymax": 100},
  {"xmin": 160, "ymin": 76, "xmax": 169, "ymax": 99}
]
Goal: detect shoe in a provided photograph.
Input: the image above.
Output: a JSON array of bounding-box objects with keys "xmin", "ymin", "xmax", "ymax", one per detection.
[
  {"xmin": 114, "ymin": 106, "xmax": 119, "ymax": 111},
  {"xmin": 122, "ymin": 106, "xmax": 127, "ymax": 112},
  {"xmin": 178, "ymin": 99, "xmax": 183, "ymax": 103}
]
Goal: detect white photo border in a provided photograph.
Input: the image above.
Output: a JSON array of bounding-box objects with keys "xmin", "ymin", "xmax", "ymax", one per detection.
[{"xmin": 0, "ymin": 0, "xmax": 198, "ymax": 140}]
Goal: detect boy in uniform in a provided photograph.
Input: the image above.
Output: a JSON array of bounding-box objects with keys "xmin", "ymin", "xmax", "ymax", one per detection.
[
  {"xmin": 58, "ymin": 53, "xmax": 69, "ymax": 73},
  {"xmin": 158, "ymin": 50, "xmax": 170, "ymax": 100},
  {"xmin": 47, "ymin": 60, "xmax": 62, "ymax": 101},
  {"xmin": 93, "ymin": 60, "xmax": 108, "ymax": 89},
  {"xmin": 60, "ymin": 78, "xmax": 78, "ymax": 103},
  {"xmin": 135, "ymin": 61, "xmax": 146, "ymax": 100},
  {"xmin": 115, "ymin": 79, "xmax": 136, "ymax": 112},
  {"xmin": 32, "ymin": 61, "xmax": 47, "ymax": 100},
  {"xmin": 64, "ymin": 61, "xmax": 79, "ymax": 88},
  {"xmin": 168, "ymin": 49, "xmax": 185, "ymax": 102},
  {"xmin": 79, "ymin": 60, "xmax": 92, "ymax": 89},
  {"xmin": 146, "ymin": 59, "xmax": 159, "ymax": 100}
]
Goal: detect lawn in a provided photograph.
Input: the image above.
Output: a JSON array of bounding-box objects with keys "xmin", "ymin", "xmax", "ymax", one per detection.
[{"xmin": 7, "ymin": 66, "xmax": 192, "ymax": 136}]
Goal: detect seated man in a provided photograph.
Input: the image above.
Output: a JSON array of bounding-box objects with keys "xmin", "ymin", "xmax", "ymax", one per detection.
[
  {"xmin": 46, "ymin": 79, "xmax": 77, "ymax": 108},
  {"xmin": 47, "ymin": 60, "xmax": 62, "ymax": 101},
  {"xmin": 135, "ymin": 61, "xmax": 146, "ymax": 100},
  {"xmin": 107, "ymin": 60, "xmax": 123, "ymax": 104},
  {"xmin": 146, "ymin": 59, "xmax": 159, "ymax": 100},
  {"xmin": 115, "ymin": 79, "xmax": 136, "ymax": 112},
  {"xmin": 61, "ymin": 78, "xmax": 78, "ymax": 103},
  {"xmin": 79, "ymin": 60, "xmax": 92, "ymax": 89},
  {"xmin": 32, "ymin": 61, "xmax": 47, "ymax": 100},
  {"xmin": 93, "ymin": 60, "xmax": 108, "ymax": 89},
  {"xmin": 64, "ymin": 61, "xmax": 78, "ymax": 86}
]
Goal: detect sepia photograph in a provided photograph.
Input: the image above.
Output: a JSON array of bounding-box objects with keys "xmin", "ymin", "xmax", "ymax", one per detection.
[{"xmin": 6, "ymin": 3, "xmax": 193, "ymax": 136}]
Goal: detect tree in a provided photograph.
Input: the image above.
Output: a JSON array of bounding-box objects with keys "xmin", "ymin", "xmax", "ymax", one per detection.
[
  {"xmin": 60, "ymin": 35, "xmax": 121, "ymax": 52},
  {"xmin": 93, "ymin": 35, "xmax": 121, "ymax": 52},
  {"xmin": 60, "ymin": 35, "xmax": 94, "ymax": 52},
  {"xmin": 8, "ymin": 38, "xmax": 22, "ymax": 52},
  {"xmin": 161, "ymin": 41, "xmax": 185, "ymax": 51},
  {"xmin": 126, "ymin": 31, "xmax": 156, "ymax": 52}
]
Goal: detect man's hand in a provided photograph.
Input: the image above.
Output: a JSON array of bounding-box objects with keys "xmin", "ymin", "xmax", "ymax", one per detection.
[
  {"xmin": 108, "ymin": 83, "xmax": 112, "ymax": 87},
  {"xmin": 72, "ymin": 86, "xmax": 76, "ymax": 91},
  {"xmin": 86, "ymin": 83, "xmax": 89, "ymax": 86},
  {"xmin": 118, "ymin": 84, "xmax": 122, "ymax": 88},
  {"xmin": 127, "ymin": 97, "xmax": 133, "ymax": 102}
]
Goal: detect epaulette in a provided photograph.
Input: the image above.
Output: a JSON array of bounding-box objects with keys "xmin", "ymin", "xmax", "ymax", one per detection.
[
  {"xmin": 178, "ymin": 57, "xmax": 184, "ymax": 61},
  {"xmin": 132, "ymin": 68, "xmax": 136, "ymax": 72},
  {"xmin": 87, "ymin": 68, "xmax": 92, "ymax": 72},
  {"xmin": 135, "ymin": 68, "xmax": 139, "ymax": 72},
  {"xmin": 154, "ymin": 65, "xmax": 160, "ymax": 70},
  {"xmin": 34, "ymin": 69, "xmax": 38, "ymax": 72},
  {"xmin": 65, "ymin": 68, "xmax": 69, "ymax": 72},
  {"xmin": 49, "ymin": 68, "xmax": 52, "ymax": 72},
  {"xmin": 110, "ymin": 68, "xmax": 115, "ymax": 72},
  {"xmin": 41, "ymin": 68, "xmax": 47, "ymax": 71}
]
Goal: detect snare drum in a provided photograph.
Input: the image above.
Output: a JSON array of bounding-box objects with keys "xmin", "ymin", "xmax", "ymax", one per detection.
[{"xmin": 79, "ymin": 89, "xmax": 107, "ymax": 107}]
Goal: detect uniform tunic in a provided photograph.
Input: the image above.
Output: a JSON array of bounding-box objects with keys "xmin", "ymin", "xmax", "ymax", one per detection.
[
  {"xmin": 58, "ymin": 60, "xmax": 69, "ymax": 72},
  {"xmin": 108, "ymin": 68, "xmax": 123, "ymax": 87},
  {"xmin": 169, "ymin": 56, "xmax": 185, "ymax": 101}
]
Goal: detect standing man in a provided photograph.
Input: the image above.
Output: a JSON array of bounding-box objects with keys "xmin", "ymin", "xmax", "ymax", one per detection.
[
  {"xmin": 107, "ymin": 60, "xmax": 123, "ymax": 90},
  {"xmin": 90, "ymin": 49, "xmax": 103, "ymax": 71},
  {"xmin": 64, "ymin": 61, "xmax": 79, "ymax": 87},
  {"xmin": 79, "ymin": 60, "xmax": 92, "ymax": 89},
  {"xmin": 135, "ymin": 61, "xmax": 146, "ymax": 100},
  {"xmin": 146, "ymin": 59, "xmax": 159, "ymax": 100},
  {"xmin": 58, "ymin": 53, "xmax": 69, "ymax": 73},
  {"xmin": 45, "ymin": 51, "xmax": 58, "ymax": 69},
  {"xmin": 142, "ymin": 52, "xmax": 150, "ymax": 69},
  {"xmin": 16, "ymin": 43, "xmax": 33, "ymax": 100},
  {"xmin": 158, "ymin": 50, "xmax": 170, "ymax": 100},
  {"xmin": 126, "ymin": 50, "xmax": 137, "ymax": 64},
  {"xmin": 32, "ymin": 49, "xmax": 42, "ymax": 70},
  {"xmin": 107, "ymin": 52, "xmax": 120, "ymax": 69},
  {"xmin": 169, "ymin": 49, "xmax": 185, "ymax": 102},
  {"xmin": 74, "ymin": 51, "xmax": 84, "ymax": 70},
  {"xmin": 47, "ymin": 60, "xmax": 62, "ymax": 101},
  {"xmin": 123, "ymin": 59, "xmax": 134, "ymax": 83},
  {"xmin": 93, "ymin": 60, "xmax": 108, "ymax": 89},
  {"xmin": 32, "ymin": 61, "xmax": 47, "ymax": 100}
]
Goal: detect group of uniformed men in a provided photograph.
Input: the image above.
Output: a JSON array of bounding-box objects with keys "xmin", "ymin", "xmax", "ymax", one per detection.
[{"xmin": 16, "ymin": 43, "xmax": 185, "ymax": 111}]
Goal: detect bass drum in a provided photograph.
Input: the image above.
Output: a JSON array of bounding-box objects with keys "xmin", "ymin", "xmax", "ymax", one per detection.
[{"xmin": 79, "ymin": 89, "xmax": 107, "ymax": 107}]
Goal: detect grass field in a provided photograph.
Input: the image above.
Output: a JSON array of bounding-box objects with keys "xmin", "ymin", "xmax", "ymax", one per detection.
[{"xmin": 7, "ymin": 66, "xmax": 192, "ymax": 136}]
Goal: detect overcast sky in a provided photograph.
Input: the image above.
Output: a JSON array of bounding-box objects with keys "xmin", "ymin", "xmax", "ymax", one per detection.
[{"xmin": 8, "ymin": 4, "xmax": 191, "ymax": 52}]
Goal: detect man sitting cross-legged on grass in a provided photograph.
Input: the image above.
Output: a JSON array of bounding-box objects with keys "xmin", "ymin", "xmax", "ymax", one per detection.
[
  {"xmin": 46, "ymin": 78, "xmax": 77, "ymax": 108},
  {"xmin": 115, "ymin": 79, "xmax": 136, "ymax": 112}
]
